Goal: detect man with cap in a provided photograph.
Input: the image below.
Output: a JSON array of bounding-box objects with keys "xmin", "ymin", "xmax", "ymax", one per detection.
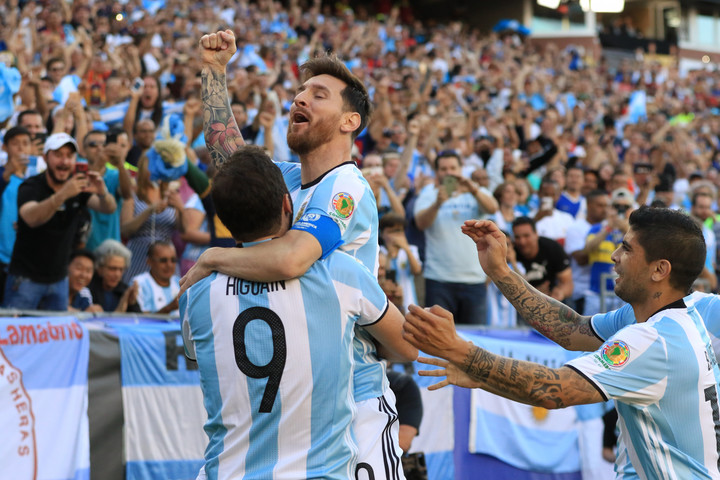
[{"xmin": 3, "ymin": 133, "xmax": 116, "ymax": 311}]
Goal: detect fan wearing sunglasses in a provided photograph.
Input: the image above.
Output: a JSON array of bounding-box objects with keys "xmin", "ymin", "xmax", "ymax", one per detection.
[{"xmin": 131, "ymin": 240, "xmax": 180, "ymax": 315}]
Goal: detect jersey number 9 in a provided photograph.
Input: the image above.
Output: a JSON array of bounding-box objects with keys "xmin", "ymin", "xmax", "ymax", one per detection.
[{"xmin": 233, "ymin": 307, "xmax": 287, "ymax": 413}]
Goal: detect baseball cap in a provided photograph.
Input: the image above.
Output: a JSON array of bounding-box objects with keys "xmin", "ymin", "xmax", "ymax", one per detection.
[
  {"xmin": 44, "ymin": 133, "xmax": 78, "ymax": 155},
  {"xmin": 611, "ymin": 188, "xmax": 633, "ymax": 203}
]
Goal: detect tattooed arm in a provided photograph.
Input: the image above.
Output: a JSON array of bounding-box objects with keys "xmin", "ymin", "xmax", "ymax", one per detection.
[
  {"xmin": 418, "ymin": 350, "xmax": 603, "ymax": 408},
  {"xmin": 461, "ymin": 219, "xmax": 603, "ymax": 351},
  {"xmin": 199, "ymin": 30, "xmax": 245, "ymax": 168},
  {"xmin": 403, "ymin": 305, "xmax": 604, "ymax": 408}
]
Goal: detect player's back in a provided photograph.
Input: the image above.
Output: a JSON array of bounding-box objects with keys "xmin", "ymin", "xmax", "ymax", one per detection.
[{"xmin": 181, "ymin": 251, "xmax": 388, "ymax": 480}]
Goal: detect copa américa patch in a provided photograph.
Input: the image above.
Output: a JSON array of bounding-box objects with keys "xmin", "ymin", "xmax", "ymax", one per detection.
[
  {"xmin": 331, "ymin": 192, "xmax": 355, "ymax": 219},
  {"xmin": 601, "ymin": 340, "xmax": 630, "ymax": 367}
]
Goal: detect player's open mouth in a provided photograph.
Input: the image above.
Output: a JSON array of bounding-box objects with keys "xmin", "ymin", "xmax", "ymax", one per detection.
[{"xmin": 292, "ymin": 112, "xmax": 309, "ymax": 124}]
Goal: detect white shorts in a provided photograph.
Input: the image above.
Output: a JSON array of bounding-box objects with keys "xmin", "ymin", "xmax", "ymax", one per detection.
[{"xmin": 354, "ymin": 389, "xmax": 406, "ymax": 480}]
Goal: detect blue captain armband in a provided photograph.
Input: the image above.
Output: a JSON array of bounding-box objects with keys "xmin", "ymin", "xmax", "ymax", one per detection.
[{"xmin": 291, "ymin": 212, "xmax": 344, "ymax": 259}]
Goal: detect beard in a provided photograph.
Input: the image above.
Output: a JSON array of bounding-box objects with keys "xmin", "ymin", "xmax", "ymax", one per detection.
[
  {"xmin": 479, "ymin": 148, "xmax": 491, "ymax": 163},
  {"xmin": 286, "ymin": 112, "xmax": 340, "ymax": 155},
  {"xmin": 47, "ymin": 165, "xmax": 71, "ymax": 184},
  {"xmin": 614, "ymin": 275, "xmax": 643, "ymax": 305}
]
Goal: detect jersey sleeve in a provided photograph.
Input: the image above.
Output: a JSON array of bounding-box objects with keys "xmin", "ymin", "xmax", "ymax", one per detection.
[
  {"xmin": 565, "ymin": 323, "xmax": 668, "ymax": 406},
  {"xmin": 327, "ymin": 252, "xmax": 389, "ymax": 327},
  {"xmin": 291, "ymin": 211, "xmax": 344, "ymax": 259},
  {"xmin": 291, "ymin": 167, "xmax": 374, "ymax": 259},
  {"xmin": 179, "ymin": 291, "xmax": 196, "ymax": 360},
  {"xmin": 590, "ymin": 304, "xmax": 636, "ymax": 341}
]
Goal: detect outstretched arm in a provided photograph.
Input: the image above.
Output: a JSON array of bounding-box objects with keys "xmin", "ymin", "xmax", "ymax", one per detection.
[
  {"xmin": 461, "ymin": 220, "xmax": 602, "ymax": 352},
  {"xmin": 199, "ymin": 30, "xmax": 245, "ymax": 168},
  {"xmin": 403, "ymin": 305, "xmax": 603, "ymax": 408}
]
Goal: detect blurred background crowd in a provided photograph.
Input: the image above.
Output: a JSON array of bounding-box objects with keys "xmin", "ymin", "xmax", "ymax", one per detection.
[{"xmin": 1, "ymin": 0, "xmax": 719, "ymax": 324}]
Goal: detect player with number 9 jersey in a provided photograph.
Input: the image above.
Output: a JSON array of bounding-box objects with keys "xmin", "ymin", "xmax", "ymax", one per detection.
[{"xmin": 181, "ymin": 249, "xmax": 390, "ymax": 480}]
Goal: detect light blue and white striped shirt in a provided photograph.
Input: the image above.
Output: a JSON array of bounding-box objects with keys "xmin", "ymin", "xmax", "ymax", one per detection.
[
  {"xmin": 569, "ymin": 297, "xmax": 720, "ymax": 479},
  {"xmin": 180, "ymin": 249, "xmax": 389, "ymax": 480},
  {"xmin": 276, "ymin": 161, "xmax": 386, "ymax": 401},
  {"xmin": 132, "ymin": 271, "xmax": 180, "ymax": 315}
]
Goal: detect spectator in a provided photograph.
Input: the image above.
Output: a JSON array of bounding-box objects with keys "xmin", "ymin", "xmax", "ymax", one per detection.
[
  {"xmin": 490, "ymin": 181, "xmax": 524, "ymax": 235},
  {"xmin": 131, "ymin": 240, "xmax": 180, "ymax": 315},
  {"xmin": 556, "ymin": 165, "xmax": 586, "ymax": 219},
  {"xmin": 534, "ymin": 178, "xmax": 575, "ymax": 246},
  {"xmin": 582, "ymin": 188, "xmax": 633, "ymax": 314},
  {"xmin": 126, "ymin": 119, "xmax": 156, "ymax": 168},
  {"xmin": 89, "ymin": 239, "xmax": 140, "ymax": 313},
  {"xmin": 83, "ymin": 128, "xmax": 133, "ymax": 250},
  {"xmin": 690, "ymin": 190, "xmax": 718, "ymax": 292},
  {"xmin": 179, "ymin": 188, "xmax": 211, "ymax": 276},
  {"xmin": 3, "ymin": 133, "xmax": 116, "ymax": 310},
  {"xmin": 512, "ymin": 216, "xmax": 573, "ymax": 305},
  {"xmin": 380, "ymin": 213, "xmax": 422, "ymax": 312},
  {"xmin": 414, "ymin": 150, "xmax": 498, "ymax": 324},
  {"xmin": 564, "ymin": 189, "xmax": 611, "ymax": 315},
  {"xmin": 67, "ymin": 249, "xmax": 101, "ymax": 312},
  {"xmin": 121, "ymin": 153, "xmax": 184, "ymax": 282},
  {"xmin": 0, "ymin": 127, "xmax": 33, "ymax": 303}
]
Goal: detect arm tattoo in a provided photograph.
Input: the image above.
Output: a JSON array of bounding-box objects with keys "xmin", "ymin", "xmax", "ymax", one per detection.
[
  {"xmin": 201, "ymin": 69, "xmax": 244, "ymax": 168},
  {"xmin": 494, "ymin": 270, "xmax": 596, "ymax": 349},
  {"xmin": 461, "ymin": 346, "xmax": 592, "ymax": 408}
]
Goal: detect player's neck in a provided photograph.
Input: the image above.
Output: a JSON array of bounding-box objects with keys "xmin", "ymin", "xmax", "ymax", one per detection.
[
  {"xmin": 631, "ymin": 288, "xmax": 685, "ymax": 323},
  {"xmin": 299, "ymin": 140, "xmax": 352, "ymax": 184}
]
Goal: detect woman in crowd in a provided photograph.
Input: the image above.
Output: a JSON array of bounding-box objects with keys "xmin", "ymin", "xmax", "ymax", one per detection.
[
  {"xmin": 89, "ymin": 239, "xmax": 140, "ymax": 313},
  {"xmin": 120, "ymin": 153, "xmax": 184, "ymax": 281}
]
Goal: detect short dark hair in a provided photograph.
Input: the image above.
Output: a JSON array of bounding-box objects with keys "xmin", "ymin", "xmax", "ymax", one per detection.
[
  {"xmin": 3, "ymin": 126, "xmax": 31, "ymax": 144},
  {"xmin": 299, "ymin": 54, "xmax": 372, "ymax": 140},
  {"xmin": 379, "ymin": 212, "xmax": 406, "ymax": 231},
  {"xmin": 629, "ymin": 206, "xmax": 705, "ymax": 293},
  {"xmin": 211, "ymin": 145, "xmax": 289, "ymax": 242},
  {"xmin": 83, "ymin": 130, "xmax": 107, "ymax": 146},
  {"xmin": 147, "ymin": 240, "xmax": 174, "ymax": 258},
  {"xmin": 70, "ymin": 249, "xmax": 95, "ymax": 264},
  {"xmin": 586, "ymin": 189, "xmax": 609, "ymax": 202},
  {"xmin": 512, "ymin": 216, "xmax": 536, "ymax": 232},
  {"xmin": 17, "ymin": 109, "xmax": 42, "ymax": 126},
  {"xmin": 434, "ymin": 150, "xmax": 461, "ymax": 170}
]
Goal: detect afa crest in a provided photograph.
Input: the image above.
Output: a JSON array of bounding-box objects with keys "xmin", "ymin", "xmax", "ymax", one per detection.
[
  {"xmin": 601, "ymin": 341, "xmax": 630, "ymax": 367},
  {"xmin": 332, "ymin": 192, "xmax": 355, "ymax": 219}
]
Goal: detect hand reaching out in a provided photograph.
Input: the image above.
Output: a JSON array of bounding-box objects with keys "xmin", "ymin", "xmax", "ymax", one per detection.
[{"xmin": 460, "ymin": 219, "xmax": 511, "ymax": 278}]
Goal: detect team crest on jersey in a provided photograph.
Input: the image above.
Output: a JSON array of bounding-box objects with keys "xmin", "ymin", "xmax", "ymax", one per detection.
[
  {"xmin": 601, "ymin": 341, "xmax": 629, "ymax": 367},
  {"xmin": 331, "ymin": 192, "xmax": 355, "ymax": 219}
]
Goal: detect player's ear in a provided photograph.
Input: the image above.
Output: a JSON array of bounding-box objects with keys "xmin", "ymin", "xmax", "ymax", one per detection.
[
  {"xmin": 651, "ymin": 259, "xmax": 671, "ymax": 283},
  {"xmin": 282, "ymin": 193, "xmax": 292, "ymax": 216},
  {"xmin": 340, "ymin": 112, "xmax": 361, "ymax": 135}
]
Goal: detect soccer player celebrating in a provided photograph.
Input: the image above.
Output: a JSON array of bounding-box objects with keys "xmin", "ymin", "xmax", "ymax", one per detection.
[
  {"xmin": 181, "ymin": 146, "xmax": 417, "ymax": 479},
  {"xmin": 404, "ymin": 207, "xmax": 720, "ymax": 480},
  {"xmin": 183, "ymin": 30, "xmax": 414, "ymax": 478}
]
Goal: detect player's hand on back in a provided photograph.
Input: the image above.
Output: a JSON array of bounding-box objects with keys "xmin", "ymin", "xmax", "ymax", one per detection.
[
  {"xmin": 199, "ymin": 30, "xmax": 237, "ymax": 71},
  {"xmin": 179, "ymin": 247, "xmax": 221, "ymax": 297}
]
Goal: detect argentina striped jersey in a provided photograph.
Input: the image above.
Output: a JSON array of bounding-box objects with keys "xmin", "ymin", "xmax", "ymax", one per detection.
[
  {"xmin": 180, "ymin": 249, "xmax": 389, "ymax": 480},
  {"xmin": 569, "ymin": 299, "xmax": 720, "ymax": 479},
  {"xmin": 276, "ymin": 161, "xmax": 387, "ymax": 401}
]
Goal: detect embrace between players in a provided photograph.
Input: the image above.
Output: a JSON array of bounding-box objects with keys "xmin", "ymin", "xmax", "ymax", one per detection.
[{"xmin": 181, "ymin": 30, "xmax": 720, "ymax": 480}]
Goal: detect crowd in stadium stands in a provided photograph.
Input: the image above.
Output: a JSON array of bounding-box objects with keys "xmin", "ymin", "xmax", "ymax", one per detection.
[{"xmin": 1, "ymin": 0, "xmax": 720, "ymax": 321}]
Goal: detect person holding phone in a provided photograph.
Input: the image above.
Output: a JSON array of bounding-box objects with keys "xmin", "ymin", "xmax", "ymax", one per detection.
[
  {"xmin": 3, "ymin": 133, "xmax": 116, "ymax": 311},
  {"xmin": 413, "ymin": 150, "xmax": 498, "ymax": 324}
]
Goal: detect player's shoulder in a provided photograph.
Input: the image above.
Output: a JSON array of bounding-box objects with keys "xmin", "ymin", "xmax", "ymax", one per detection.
[{"xmin": 185, "ymin": 272, "xmax": 219, "ymax": 300}]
